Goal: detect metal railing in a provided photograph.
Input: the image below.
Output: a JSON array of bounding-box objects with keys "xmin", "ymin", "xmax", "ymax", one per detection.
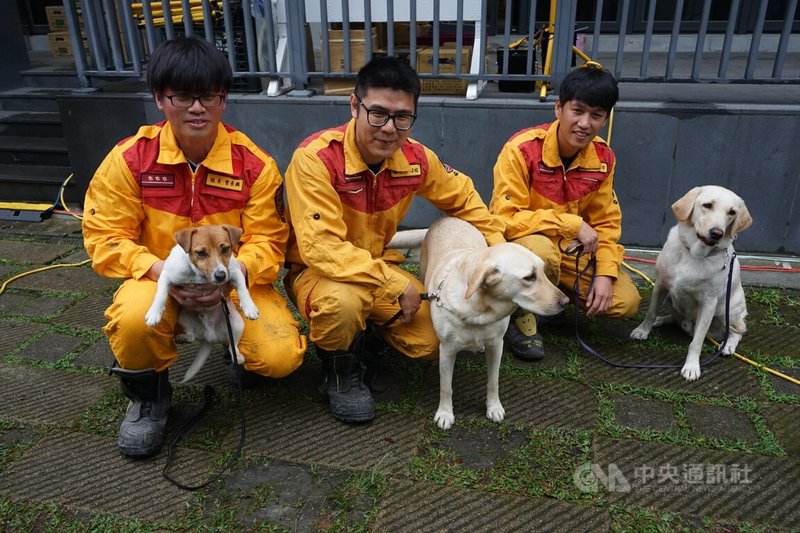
[{"xmin": 62, "ymin": 0, "xmax": 800, "ymax": 98}]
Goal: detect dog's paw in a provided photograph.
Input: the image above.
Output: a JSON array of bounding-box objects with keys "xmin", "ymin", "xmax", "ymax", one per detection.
[
  {"xmin": 630, "ymin": 325, "xmax": 650, "ymax": 340},
  {"xmin": 681, "ymin": 363, "xmax": 702, "ymax": 381},
  {"xmin": 434, "ymin": 409, "xmax": 455, "ymax": 430},
  {"xmin": 486, "ymin": 402, "xmax": 505, "ymax": 423},
  {"xmin": 241, "ymin": 302, "xmax": 260, "ymax": 320},
  {"xmin": 144, "ymin": 309, "xmax": 162, "ymax": 327}
]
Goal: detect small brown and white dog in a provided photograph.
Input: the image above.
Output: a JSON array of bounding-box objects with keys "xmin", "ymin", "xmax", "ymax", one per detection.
[
  {"xmin": 390, "ymin": 217, "xmax": 568, "ymax": 429},
  {"xmin": 630, "ymin": 186, "xmax": 752, "ymax": 381},
  {"xmin": 145, "ymin": 224, "xmax": 259, "ymax": 383}
]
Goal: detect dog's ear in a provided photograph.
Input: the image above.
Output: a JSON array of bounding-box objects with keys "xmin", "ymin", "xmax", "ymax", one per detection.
[
  {"xmin": 222, "ymin": 225, "xmax": 244, "ymax": 246},
  {"xmin": 465, "ymin": 264, "xmax": 502, "ymax": 299},
  {"xmin": 731, "ymin": 201, "xmax": 753, "ymax": 237},
  {"xmin": 174, "ymin": 227, "xmax": 197, "ymax": 252},
  {"xmin": 672, "ymin": 187, "xmax": 703, "ymax": 221}
]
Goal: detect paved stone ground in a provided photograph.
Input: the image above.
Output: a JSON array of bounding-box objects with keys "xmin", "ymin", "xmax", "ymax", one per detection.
[{"xmin": 0, "ymin": 216, "xmax": 798, "ymax": 532}]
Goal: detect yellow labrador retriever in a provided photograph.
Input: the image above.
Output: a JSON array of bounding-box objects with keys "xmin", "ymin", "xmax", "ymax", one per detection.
[
  {"xmin": 391, "ymin": 217, "xmax": 568, "ymax": 429},
  {"xmin": 630, "ymin": 186, "xmax": 752, "ymax": 381}
]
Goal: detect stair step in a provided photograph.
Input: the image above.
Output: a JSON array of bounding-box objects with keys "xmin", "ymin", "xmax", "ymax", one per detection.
[
  {"xmin": 0, "ymin": 164, "xmax": 74, "ymax": 204},
  {"xmin": 0, "ymin": 110, "xmax": 63, "ymax": 137},
  {"xmin": 0, "ymin": 88, "xmax": 75, "ymax": 112},
  {"xmin": 0, "ymin": 164, "xmax": 73, "ymax": 185},
  {"xmin": 0, "ymin": 135, "xmax": 70, "ymax": 166}
]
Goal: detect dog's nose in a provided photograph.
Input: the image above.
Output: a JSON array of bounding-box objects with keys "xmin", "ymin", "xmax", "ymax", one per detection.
[
  {"xmin": 213, "ymin": 270, "xmax": 228, "ymax": 283},
  {"xmin": 709, "ymin": 228, "xmax": 724, "ymax": 242}
]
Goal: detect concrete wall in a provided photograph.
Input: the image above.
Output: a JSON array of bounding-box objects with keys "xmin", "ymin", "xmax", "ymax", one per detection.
[{"xmin": 60, "ymin": 92, "xmax": 800, "ymax": 255}]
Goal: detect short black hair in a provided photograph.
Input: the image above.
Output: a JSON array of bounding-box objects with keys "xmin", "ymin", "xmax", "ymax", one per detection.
[
  {"xmin": 355, "ymin": 55, "xmax": 421, "ymax": 105},
  {"xmin": 558, "ymin": 66, "xmax": 618, "ymax": 114},
  {"xmin": 147, "ymin": 36, "xmax": 232, "ymax": 96}
]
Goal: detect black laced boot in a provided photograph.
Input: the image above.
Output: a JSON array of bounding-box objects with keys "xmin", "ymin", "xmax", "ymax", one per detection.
[
  {"xmin": 316, "ymin": 347, "xmax": 375, "ymax": 423},
  {"xmin": 110, "ymin": 367, "xmax": 171, "ymax": 457}
]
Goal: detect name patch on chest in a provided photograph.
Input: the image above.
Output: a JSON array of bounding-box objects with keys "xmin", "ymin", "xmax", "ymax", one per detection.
[
  {"xmin": 141, "ymin": 173, "xmax": 175, "ymax": 187},
  {"xmin": 391, "ymin": 164, "xmax": 421, "ymax": 178},
  {"xmin": 206, "ymin": 173, "xmax": 243, "ymax": 192},
  {"xmin": 537, "ymin": 162, "xmax": 556, "ymax": 175}
]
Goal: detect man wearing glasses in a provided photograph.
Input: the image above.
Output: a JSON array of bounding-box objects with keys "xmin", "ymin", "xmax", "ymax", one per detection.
[
  {"xmin": 284, "ymin": 56, "xmax": 504, "ymax": 424},
  {"xmin": 83, "ymin": 36, "xmax": 306, "ymax": 457}
]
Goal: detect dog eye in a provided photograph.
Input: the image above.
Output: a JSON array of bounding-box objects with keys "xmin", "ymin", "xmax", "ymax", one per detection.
[
  {"xmin": 220, "ymin": 245, "xmax": 231, "ymax": 254},
  {"xmin": 523, "ymin": 272, "xmax": 537, "ymax": 282},
  {"xmin": 702, "ymin": 202, "xmax": 713, "ymax": 209},
  {"xmin": 728, "ymin": 209, "xmax": 736, "ymax": 216},
  {"xmin": 195, "ymin": 250, "xmax": 208, "ymax": 259}
]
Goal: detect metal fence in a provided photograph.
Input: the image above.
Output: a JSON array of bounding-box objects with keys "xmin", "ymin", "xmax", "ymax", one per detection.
[{"xmin": 63, "ymin": 0, "xmax": 800, "ymax": 99}]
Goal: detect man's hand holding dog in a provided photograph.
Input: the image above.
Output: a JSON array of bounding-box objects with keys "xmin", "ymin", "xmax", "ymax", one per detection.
[
  {"xmin": 146, "ymin": 259, "xmax": 248, "ymax": 312},
  {"xmin": 398, "ymin": 282, "xmax": 421, "ymax": 323}
]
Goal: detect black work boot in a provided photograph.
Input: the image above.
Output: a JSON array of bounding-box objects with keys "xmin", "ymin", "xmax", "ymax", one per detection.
[
  {"xmin": 317, "ymin": 347, "xmax": 375, "ymax": 423},
  {"xmin": 507, "ymin": 311, "xmax": 546, "ymax": 361},
  {"xmin": 222, "ymin": 350, "xmax": 260, "ymax": 389},
  {"xmin": 110, "ymin": 367, "xmax": 171, "ymax": 457}
]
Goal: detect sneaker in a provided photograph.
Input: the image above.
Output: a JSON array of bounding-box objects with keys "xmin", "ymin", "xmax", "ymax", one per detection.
[
  {"xmin": 320, "ymin": 352, "xmax": 375, "ymax": 423},
  {"xmin": 118, "ymin": 393, "xmax": 171, "ymax": 457},
  {"xmin": 507, "ymin": 311, "xmax": 546, "ymax": 361}
]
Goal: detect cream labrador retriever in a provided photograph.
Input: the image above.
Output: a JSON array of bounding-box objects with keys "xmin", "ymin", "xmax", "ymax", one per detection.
[
  {"xmin": 390, "ymin": 217, "xmax": 568, "ymax": 429},
  {"xmin": 630, "ymin": 186, "xmax": 752, "ymax": 381}
]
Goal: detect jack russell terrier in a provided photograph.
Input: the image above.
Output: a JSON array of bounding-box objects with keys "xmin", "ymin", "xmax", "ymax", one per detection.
[{"xmin": 144, "ymin": 224, "xmax": 259, "ymax": 383}]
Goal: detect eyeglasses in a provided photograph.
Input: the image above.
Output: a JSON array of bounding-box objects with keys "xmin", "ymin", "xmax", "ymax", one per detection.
[
  {"xmin": 164, "ymin": 94, "xmax": 225, "ymax": 109},
  {"xmin": 356, "ymin": 97, "xmax": 416, "ymax": 131}
]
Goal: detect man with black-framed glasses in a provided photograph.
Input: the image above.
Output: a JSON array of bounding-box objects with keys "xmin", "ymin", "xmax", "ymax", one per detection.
[
  {"xmin": 83, "ymin": 36, "xmax": 307, "ymax": 457},
  {"xmin": 284, "ymin": 56, "xmax": 504, "ymax": 424}
]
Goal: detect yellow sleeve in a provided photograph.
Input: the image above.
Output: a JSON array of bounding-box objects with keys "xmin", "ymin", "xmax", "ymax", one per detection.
[
  {"xmin": 285, "ymin": 147, "xmax": 409, "ymax": 301},
  {"xmin": 81, "ymin": 148, "xmax": 161, "ymax": 280},
  {"xmin": 581, "ymin": 160, "xmax": 623, "ymax": 278},
  {"xmin": 490, "ymin": 142, "xmax": 582, "ymax": 241},
  {"xmin": 417, "ymin": 146, "xmax": 505, "ymax": 245},
  {"xmin": 236, "ymin": 156, "xmax": 289, "ymax": 286}
]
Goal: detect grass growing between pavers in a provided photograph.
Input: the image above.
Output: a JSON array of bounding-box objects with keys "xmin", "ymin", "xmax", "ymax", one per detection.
[
  {"xmin": 410, "ymin": 419, "xmax": 597, "ymax": 504},
  {"xmin": 607, "ymin": 504, "xmax": 779, "ymax": 533},
  {"xmin": 0, "ymin": 498, "xmax": 166, "ymax": 533},
  {"xmin": 0, "ymin": 420, "xmax": 37, "ymax": 475},
  {"xmin": 597, "ymin": 384, "xmax": 785, "ymax": 457},
  {"xmin": 1, "ymin": 325, "xmax": 102, "ymax": 370},
  {"xmin": 745, "ymin": 287, "xmax": 800, "ymax": 327}
]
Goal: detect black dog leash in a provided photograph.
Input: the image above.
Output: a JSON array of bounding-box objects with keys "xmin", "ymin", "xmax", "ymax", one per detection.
[
  {"xmin": 562, "ymin": 241, "xmax": 734, "ymax": 370},
  {"xmin": 162, "ymin": 293, "xmax": 246, "ymax": 491}
]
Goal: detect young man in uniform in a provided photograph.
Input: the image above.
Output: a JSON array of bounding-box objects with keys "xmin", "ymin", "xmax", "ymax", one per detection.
[
  {"xmin": 490, "ymin": 65, "xmax": 640, "ymax": 361},
  {"xmin": 284, "ymin": 56, "xmax": 504, "ymax": 423},
  {"xmin": 83, "ymin": 36, "xmax": 306, "ymax": 457}
]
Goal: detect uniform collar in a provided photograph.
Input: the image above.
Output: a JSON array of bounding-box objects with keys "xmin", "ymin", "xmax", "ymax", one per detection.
[
  {"xmin": 541, "ymin": 119, "xmax": 605, "ymax": 170},
  {"xmin": 157, "ymin": 122, "xmax": 233, "ymax": 174},
  {"xmin": 343, "ymin": 118, "xmax": 417, "ymax": 176}
]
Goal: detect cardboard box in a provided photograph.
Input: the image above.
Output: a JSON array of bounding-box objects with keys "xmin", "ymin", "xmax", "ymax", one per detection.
[
  {"xmin": 48, "ymin": 31, "xmax": 73, "ymax": 57},
  {"xmin": 376, "ymin": 22, "xmax": 430, "ymax": 47},
  {"xmin": 325, "ymin": 27, "xmax": 379, "ymax": 72},
  {"xmin": 416, "ymin": 46, "xmax": 472, "ymax": 95},
  {"xmin": 45, "ymin": 6, "xmax": 68, "ymax": 31},
  {"xmin": 323, "ymin": 78, "xmax": 356, "ymax": 96}
]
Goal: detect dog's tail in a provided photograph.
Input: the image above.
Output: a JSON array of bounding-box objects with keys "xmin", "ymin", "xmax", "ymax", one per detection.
[
  {"xmin": 181, "ymin": 342, "xmax": 213, "ymax": 383},
  {"xmin": 387, "ymin": 228, "xmax": 428, "ymax": 249}
]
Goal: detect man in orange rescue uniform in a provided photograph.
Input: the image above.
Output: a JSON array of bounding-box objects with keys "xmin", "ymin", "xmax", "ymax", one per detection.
[
  {"xmin": 82, "ymin": 37, "xmax": 306, "ymax": 457},
  {"xmin": 284, "ymin": 56, "xmax": 504, "ymax": 423},
  {"xmin": 490, "ymin": 65, "xmax": 640, "ymax": 362}
]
